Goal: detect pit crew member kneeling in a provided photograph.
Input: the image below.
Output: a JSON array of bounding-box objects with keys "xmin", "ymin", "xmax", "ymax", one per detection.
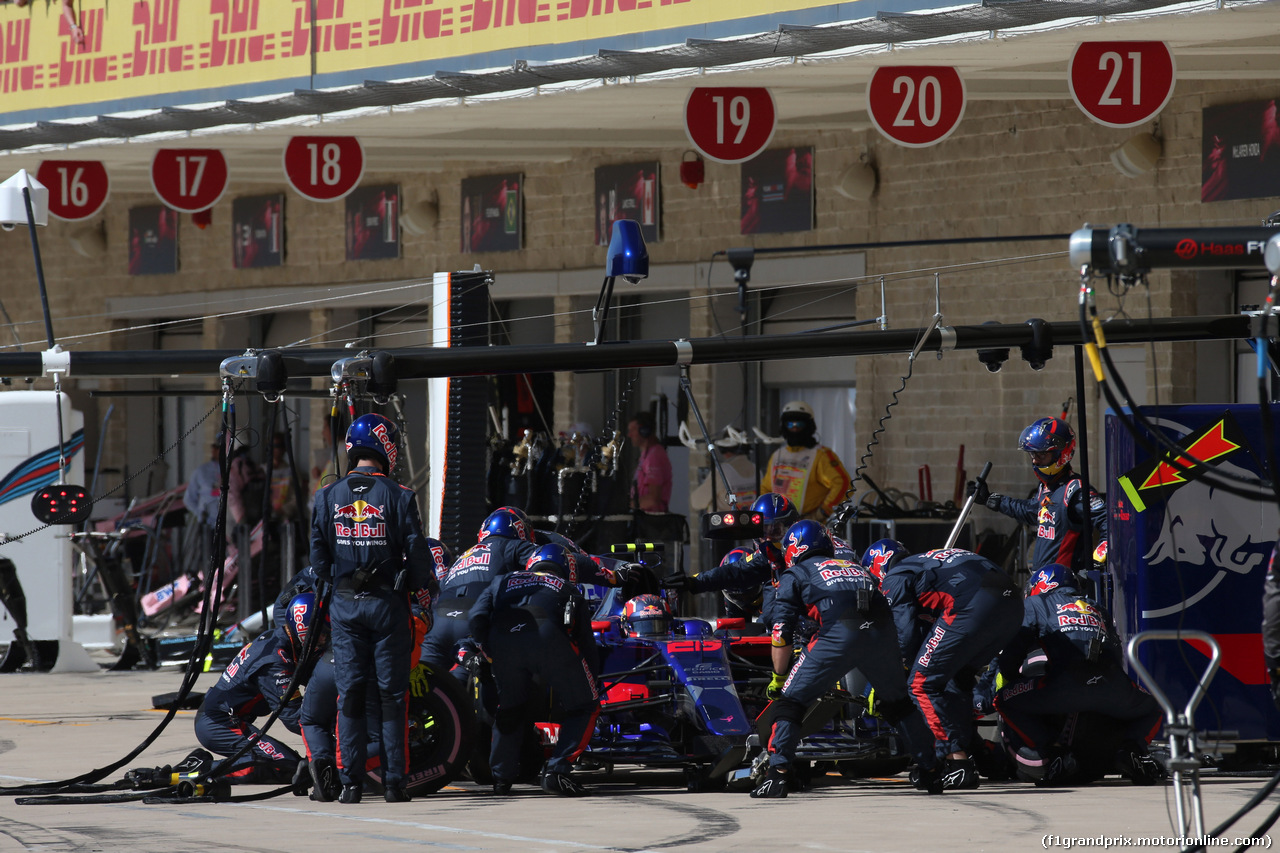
[
  {"xmin": 876, "ymin": 543, "xmax": 1023, "ymax": 790},
  {"xmin": 193, "ymin": 592, "xmax": 327, "ymax": 785},
  {"xmin": 469, "ymin": 544, "xmax": 601, "ymax": 797},
  {"xmin": 755, "ymin": 521, "xmax": 939, "ymax": 798},
  {"xmin": 995, "ymin": 564, "xmax": 1164, "ymax": 786}
]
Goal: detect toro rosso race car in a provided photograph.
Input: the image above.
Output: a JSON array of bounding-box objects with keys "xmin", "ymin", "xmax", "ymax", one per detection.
[{"xmin": 571, "ymin": 580, "xmax": 908, "ymax": 790}]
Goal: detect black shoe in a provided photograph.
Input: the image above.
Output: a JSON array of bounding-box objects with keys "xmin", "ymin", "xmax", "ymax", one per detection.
[
  {"xmin": 291, "ymin": 760, "xmax": 312, "ymax": 797},
  {"xmin": 910, "ymin": 765, "xmax": 945, "ymax": 794},
  {"xmin": 941, "ymin": 758, "xmax": 981, "ymax": 790},
  {"xmin": 384, "ymin": 784, "xmax": 411, "ymax": 803},
  {"xmin": 339, "ymin": 783, "xmax": 363, "ymax": 804},
  {"xmin": 492, "ymin": 782, "xmax": 512, "ymax": 796},
  {"xmin": 1035, "ymin": 750, "xmax": 1079, "ymax": 787},
  {"xmin": 309, "ymin": 759, "xmax": 340, "ymax": 803},
  {"xmin": 541, "ymin": 772, "xmax": 588, "ymax": 797},
  {"xmin": 173, "ymin": 748, "xmax": 213, "ymax": 776},
  {"xmin": 1115, "ymin": 749, "xmax": 1166, "ymax": 785},
  {"xmin": 750, "ymin": 767, "xmax": 789, "ymax": 799}
]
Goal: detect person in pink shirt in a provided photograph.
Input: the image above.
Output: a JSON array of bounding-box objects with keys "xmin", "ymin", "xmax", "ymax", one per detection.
[{"xmin": 627, "ymin": 412, "xmax": 671, "ymax": 513}]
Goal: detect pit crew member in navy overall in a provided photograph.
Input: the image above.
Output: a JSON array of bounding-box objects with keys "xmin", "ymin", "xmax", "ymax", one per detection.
[
  {"xmin": 194, "ymin": 592, "xmax": 326, "ymax": 784},
  {"xmin": 876, "ymin": 543, "xmax": 1022, "ymax": 790},
  {"xmin": 661, "ymin": 494, "xmax": 856, "ymax": 625},
  {"xmin": 972, "ymin": 417, "xmax": 1107, "ymax": 574},
  {"xmin": 310, "ymin": 413, "xmax": 436, "ymax": 804},
  {"xmin": 995, "ymin": 564, "xmax": 1164, "ymax": 785},
  {"xmin": 755, "ymin": 521, "xmax": 939, "ymax": 798},
  {"xmin": 420, "ymin": 507, "xmax": 540, "ymax": 676},
  {"xmin": 469, "ymin": 544, "xmax": 600, "ymax": 797}
]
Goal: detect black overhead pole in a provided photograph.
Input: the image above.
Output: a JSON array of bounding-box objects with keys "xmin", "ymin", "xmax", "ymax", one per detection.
[{"xmin": 0, "ymin": 314, "xmax": 1250, "ymax": 380}]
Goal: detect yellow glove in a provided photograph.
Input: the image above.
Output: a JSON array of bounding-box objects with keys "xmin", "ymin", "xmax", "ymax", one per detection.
[
  {"xmin": 995, "ymin": 671, "xmax": 1005, "ymax": 692},
  {"xmin": 767, "ymin": 672, "xmax": 786, "ymax": 700},
  {"xmin": 866, "ymin": 688, "xmax": 881, "ymax": 717}
]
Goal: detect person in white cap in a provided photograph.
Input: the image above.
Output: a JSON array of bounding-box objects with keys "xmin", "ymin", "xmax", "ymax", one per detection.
[{"xmin": 760, "ymin": 400, "xmax": 850, "ymax": 523}]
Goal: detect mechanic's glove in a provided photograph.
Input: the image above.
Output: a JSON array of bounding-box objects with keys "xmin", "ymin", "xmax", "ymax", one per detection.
[
  {"xmin": 965, "ymin": 479, "xmax": 990, "ymax": 506},
  {"xmin": 995, "ymin": 671, "xmax": 1005, "ymax": 693},
  {"xmin": 660, "ymin": 572, "xmax": 691, "ymax": 592},
  {"xmin": 866, "ymin": 688, "xmax": 881, "ymax": 718},
  {"xmin": 767, "ymin": 671, "xmax": 786, "ymax": 700},
  {"xmin": 985, "ymin": 492, "xmax": 1005, "ymax": 511}
]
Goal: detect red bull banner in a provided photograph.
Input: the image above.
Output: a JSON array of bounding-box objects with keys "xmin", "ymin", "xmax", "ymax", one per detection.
[{"xmin": 1107, "ymin": 404, "xmax": 1280, "ymax": 740}]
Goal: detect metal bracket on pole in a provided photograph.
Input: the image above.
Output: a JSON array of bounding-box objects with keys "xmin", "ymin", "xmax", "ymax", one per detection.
[
  {"xmin": 678, "ymin": 363, "xmax": 737, "ymax": 508},
  {"xmin": 1125, "ymin": 630, "xmax": 1221, "ymax": 838}
]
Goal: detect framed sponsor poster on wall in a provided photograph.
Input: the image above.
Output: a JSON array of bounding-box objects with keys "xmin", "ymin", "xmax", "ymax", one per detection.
[
  {"xmin": 345, "ymin": 184, "xmax": 400, "ymax": 261},
  {"xmin": 461, "ymin": 173, "xmax": 522, "ymax": 253},
  {"xmin": 740, "ymin": 146, "xmax": 814, "ymax": 235},
  {"xmin": 1202, "ymin": 98, "xmax": 1280, "ymax": 202},
  {"xmin": 594, "ymin": 161, "xmax": 660, "ymax": 246},
  {"xmin": 232, "ymin": 194, "xmax": 284, "ymax": 269},
  {"xmin": 128, "ymin": 204, "xmax": 178, "ymax": 275}
]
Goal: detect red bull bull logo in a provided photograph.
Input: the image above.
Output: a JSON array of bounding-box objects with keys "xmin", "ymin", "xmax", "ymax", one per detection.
[
  {"xmin": 333, "ymin": 500, "xmax": 385, "ymax": 523},
  {"xmin": 333, "ymin": 501, "xmax": 387, "ymax": 539},
  {"xmin": 1055, "ymin": 598, "xmax": 1103, "ymax": 628}
]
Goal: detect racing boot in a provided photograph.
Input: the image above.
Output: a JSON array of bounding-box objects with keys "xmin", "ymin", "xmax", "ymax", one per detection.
[
  {"xmin": 173, "ymin": 749, "xmax": 213, "ymax": 777},
  {"xmin": 1115, "ymin": 748, "xmax": 1166, "ymax": 786},
  {"xmin": 1035, "ymin": 750, "xmax": 1079, "ymax": 788},
  {"xmin": 291, "ymin": 760, "xmax": 312, "ymax": 797},
  {"xmin": 339, "ymin": 783, "xmax": 363, "ymax": 804},
  {"xmin": 492, "ymin": 781, "xmax": 513, "ymax": 796},
  {"xmin": 384, "ymin": 783, "xmax": 411, "ymax": 803},
  {"xmin": 909, "ymin": 764, "xmax": 945, "ymax": 795},
  {"xmin": 541, "ymin": 772, "xmax": 588, "ymax": 797},
  {"xmin": 941, "ymin": 757, "xmax": 981, "ymax": 790},
  {"xmin": 309, "ymin": 758, "xmax": 340, "ymax": 802},
  {"xmin": 750, "ymin": 766, "xmax": 790, "ymax": 799}
]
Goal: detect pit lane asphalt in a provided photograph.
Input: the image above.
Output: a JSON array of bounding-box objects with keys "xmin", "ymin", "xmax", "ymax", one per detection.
[{"xmin": 0, "ymin": 670, "xmax": 1268, "ymax": 853}]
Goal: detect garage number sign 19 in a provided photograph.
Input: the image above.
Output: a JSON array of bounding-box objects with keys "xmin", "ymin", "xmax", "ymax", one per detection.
[{"xmin": 684, "ymin": 87, "xmax": 777, "ymax": 164}]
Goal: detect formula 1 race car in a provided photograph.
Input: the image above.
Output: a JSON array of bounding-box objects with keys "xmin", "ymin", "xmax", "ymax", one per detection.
[{"xmin": 574, "ymin": 582, "xmax": 909, "ymax": 791}]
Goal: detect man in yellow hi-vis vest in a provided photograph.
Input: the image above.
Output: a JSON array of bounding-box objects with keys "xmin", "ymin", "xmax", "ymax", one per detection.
[{"xmin": 760, "ymin": 400, "xmax": 851, "ymax": 523}]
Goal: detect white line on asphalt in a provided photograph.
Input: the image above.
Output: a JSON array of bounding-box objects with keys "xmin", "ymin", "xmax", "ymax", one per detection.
[{"xmin": 232, "ymin": 803, "xmax": 662, "ymax": 852}]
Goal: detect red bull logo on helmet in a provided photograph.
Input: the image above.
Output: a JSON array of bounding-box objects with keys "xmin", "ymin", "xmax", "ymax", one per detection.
[
  {"xmin": 1027, "ymin": 570, "xmax": 1059, "ymax": 596},
  {"xmin": 371, "ymin": 423, "xmax": 398, "ymax": 469}
]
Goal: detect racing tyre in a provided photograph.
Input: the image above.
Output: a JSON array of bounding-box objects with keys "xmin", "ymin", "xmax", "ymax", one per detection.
[{"xmin": 389, "ymin": 663, "xmax": 476, "ymax": 797}]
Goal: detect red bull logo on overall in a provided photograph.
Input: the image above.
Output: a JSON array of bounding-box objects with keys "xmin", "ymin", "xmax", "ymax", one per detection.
[
  {"xmin": 333, "ymin": 501, "xmax": 386, "ymax": 538},
  {"xmin": 1056, "ymin": 599, "xmax": 1103, "ymax": 629}
]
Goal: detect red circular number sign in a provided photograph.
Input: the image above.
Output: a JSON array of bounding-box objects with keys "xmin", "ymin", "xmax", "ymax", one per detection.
[
  {"xmin": 283, "ymin": 136, "xmax": 364, "ymax": 202},
  {"xmin": 150, "ymin": 149, "xmax": 228, "ymax": 213},
  {"xmin": 1069, "ymin": 41, "xmax": 1175, "ymax": 128},
  {"xmin": 36, "ymin": 160, "xmax": 109, "ymax": 221},
  {"xmin": 867, "ymin": 66, "xmax": 966, "ymax": 148},
  {"xmin": 684, "ymin": 87, "xmax": 777, "ymax": 164}
]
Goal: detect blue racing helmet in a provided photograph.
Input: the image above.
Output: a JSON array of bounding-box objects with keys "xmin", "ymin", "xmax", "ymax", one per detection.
[
  {"xmin": 861, "ymin": 538, "xmax": 909, "ymax": 581},
  {"xmin": 525, "ymin": 542, "xmax": 574, "ymax": 579},
  {"xmin": 1026, "ymin": 563, "xmax": 1074, "ymax": 597},
  {"xmin": 425, "ymin": 537, "xmax": 455, "ymax": 583},
  {"xmin": 1019, "ymin": 417, "xmax": 1076, "ymax": 479},
  {"xmin": 782, "ymin": 520, "xmax": 834, "ymax": 569},
  {"xmin": 479, "ymin": 506, "xmax": 534, "ymax": 543},
  {"xmin": 750, "ymin": 493, "xmax": 800, "ymax": 543},
  {"xmin": 284, "ymin": 591, "xmax": 327, "ymax": 658},
  {"xmin": 346, "ymin": 413, "xmax": 399, "ymax": 471}
]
